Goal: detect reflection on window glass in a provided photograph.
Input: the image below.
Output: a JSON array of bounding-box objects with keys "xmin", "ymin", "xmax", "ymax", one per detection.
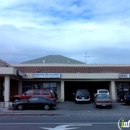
[
  {"xmin": 33, "ymin": 90, "xmax": 40, "ymax": 95},
  {"xmin": 22, "ymin": 82, "xmax": 32, "ymax": 93},
  {"xmin": 34, "ymin": 84, "xmax": 39, "ymax": 89},
  {"xmin": 50, "ymin": 83, "xmax": 56, "ymax": 87},
  {"xmin": 29, "ymin": 97, "xmax": 38, "ymax": 101},
  {"xmin": 43, "ymin": 83, "xmax": 49, "ymax": 88},
  {"xmin": 42, "ymin": 83, "xmax": 57, "ymax": 90},
  {"xmin": 42, "ymin": 90, "xmax": 49, "ymax": 95},
  {"xmin": 26, "ymin": 90, "xmax": 33, "ymax": 95}
]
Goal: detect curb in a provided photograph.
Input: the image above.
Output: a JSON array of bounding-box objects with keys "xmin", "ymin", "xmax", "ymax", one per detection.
[{"xmin": 0, "ymin": 114, "xmax": 62, "ymax": 116}]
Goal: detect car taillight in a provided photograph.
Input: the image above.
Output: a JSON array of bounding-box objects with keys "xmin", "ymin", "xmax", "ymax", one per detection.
[
  {"xmin": 124, "ymin": 96, "xmax": 126, "ymax": 100},
  {"xmin": 52, "ymin": 102, "xmax": 55, "ymax": 104},
  {"xmin": 75, "ymin": 95, "xmax": 78, "ymax": 98}
]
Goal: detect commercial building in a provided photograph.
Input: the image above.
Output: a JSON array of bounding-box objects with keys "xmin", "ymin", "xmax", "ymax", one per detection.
[{"xmin": 0, "ymin": 55, "xmax": 130, "ymax": 107}]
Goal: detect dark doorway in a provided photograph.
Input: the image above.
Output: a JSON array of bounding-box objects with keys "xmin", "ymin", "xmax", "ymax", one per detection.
[{"xmin": 65, "ymin": 81, "xmax": 109, "ymax": 101}]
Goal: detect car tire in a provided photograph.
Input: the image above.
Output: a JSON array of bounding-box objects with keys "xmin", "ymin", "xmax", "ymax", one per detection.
[
  {"xmin": 44, "ymin": 105, "xmax": 50, "ymax": 110},
  {"xmin": 17, "ymin": 104, "xmax": 24, "ymax": 110}
]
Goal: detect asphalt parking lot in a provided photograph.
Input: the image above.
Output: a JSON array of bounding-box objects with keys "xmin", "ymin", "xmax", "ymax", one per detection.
[
  {"xmin": 0, "ymin": 101, "xmax": 129, "ymax": 116},
  {"xmin": 53, "ymin": 101, "xmax": 130, "ymax": 116},
  {"xmin": 57, "ymin": 101, "xmax": 129, "ymax": 110}
]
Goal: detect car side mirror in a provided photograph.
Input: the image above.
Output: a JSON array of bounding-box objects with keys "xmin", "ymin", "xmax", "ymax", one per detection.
[{"xmin": 24, "ymin": 93, "xmax": 26, "ymax": 95}]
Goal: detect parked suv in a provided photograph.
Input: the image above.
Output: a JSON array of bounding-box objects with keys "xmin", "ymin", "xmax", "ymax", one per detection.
[
  {"xmin": 11, "ymin": 89, "xmax": 55, "ymax": 102},
  {"xmin": 73, "ymin": 89, "xmax": 91, "ymax": 103}
]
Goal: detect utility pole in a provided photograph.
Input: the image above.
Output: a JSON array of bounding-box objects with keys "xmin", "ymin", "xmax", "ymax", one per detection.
[{"xmin": 82, "ymin": 51, "xmax": 91, "ymax": 64}]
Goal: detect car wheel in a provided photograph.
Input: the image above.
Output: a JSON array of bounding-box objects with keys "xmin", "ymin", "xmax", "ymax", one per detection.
[
  {"xmin": 17, "ymin": 104, "xmax": 24, "ymax": 110},
  {"xmin": 44, "ymin": 105, "xmax": 50, "ymax": 110}
]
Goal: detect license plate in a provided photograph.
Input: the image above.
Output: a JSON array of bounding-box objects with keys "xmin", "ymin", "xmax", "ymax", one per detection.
[
  {"xmin": 82, "ymin": 97, "xmax": 85, "ymax": 99},
  {"xmin": 102, "ymin": 104, "xmax": 106, "ymax": 106}
]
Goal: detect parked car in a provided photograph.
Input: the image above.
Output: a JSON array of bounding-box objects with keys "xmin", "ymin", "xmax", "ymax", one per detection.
[
  {"xmin": 94, "ymin": 89, "xmax": 110, "ymax": 98},
  {"xmin": 73, "ymin": 89, "xmax": 91, "ymax": 103},
  {"xmin": 94, "ymin": 93, "xmax": 112, "ymax": 108},
  {"xmin": 11, "ymin": 89, "xmax": 55, "ymax": 102},
  {"xmin": 12, "ymin": 96, "xmax": 57, "ymax": 110},
  {"xmin": 117, "ymin": 91, "xmax": 130, "ymax": 102},
  {"xmin": 124, "ymin": 92, "xmax": 130, "ymax": 104}
]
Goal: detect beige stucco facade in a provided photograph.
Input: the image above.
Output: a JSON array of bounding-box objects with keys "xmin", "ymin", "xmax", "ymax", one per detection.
[{"xmin": 0, "ymin": 64, "xmax": 130, "ymax": 107}]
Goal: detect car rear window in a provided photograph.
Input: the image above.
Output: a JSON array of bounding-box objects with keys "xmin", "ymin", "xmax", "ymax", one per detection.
[
  {"xmin": 41, "ymin": 90, "xmax": 50, "ymax": 95},
  {"xmin": 77, "ymin": 90, "xmax": 89, "ymax": 95},
  {"xmin": 99, "ymin": 90, "xmax": 108, "ymax": 93}
]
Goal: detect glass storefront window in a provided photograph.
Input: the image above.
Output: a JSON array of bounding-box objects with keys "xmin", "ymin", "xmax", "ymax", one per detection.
[
  {"xmin": 50, "ymin": 83, "xmax": 56, "ymax": 87},
  {"xmin": 42, "ymin": 82, "xmax": 57, "ymax": 91},
  {"xmin": 22, "ymin": 82, "xmax": 32, "ymax": 93},
  {"xmin": 43, "ymin": 83, "xmax": 49, "ymax": 88},
  {"xmin": 33, "ymin": 83, "xmax": 39, "ymax": 89}
]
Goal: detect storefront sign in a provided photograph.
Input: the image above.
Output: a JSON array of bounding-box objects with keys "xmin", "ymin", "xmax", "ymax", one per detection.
[
  {"xmin": 118, "ymin": 73, "xmax": 130, "ymax": 78},
  {"xmin": 17, "ymin": 70, "xmax": 24, "ymax": 77},
  {"xmin": 33, "ymin": 73, "xmax": 61, "ymax": 78}
]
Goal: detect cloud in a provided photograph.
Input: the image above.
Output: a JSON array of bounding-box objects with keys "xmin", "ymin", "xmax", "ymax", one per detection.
[{"xmin": 0, "ymin": 0, "xmax": 130, "ymax": 64}]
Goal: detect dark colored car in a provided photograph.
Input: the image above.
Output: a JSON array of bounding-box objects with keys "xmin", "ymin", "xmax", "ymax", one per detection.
[
  {"xmin": 117, "ymin": 91, "xmax": 130, "ymax": 102},
  {"xmin": 124, "ymin": 92, "xmax": 130, "ymax": 104},
  {"xmin": 11, "ymin": 89, "xmax": 55, "ymax": 102},
  {"xmin": 94, "ymin": 94, "xmax": 112, "ymax": 108},
  {"xmin": 12, "ymin": 96, "xmax": 57, "ymax": 110},
  {"xmin": 73, "ymin": 89, "xmax": 91, "ymax": 103}
]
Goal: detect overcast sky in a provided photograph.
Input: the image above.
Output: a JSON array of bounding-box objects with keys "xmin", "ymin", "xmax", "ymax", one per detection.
[{"xmin": 0, "ymin": 0, "xmax": 130, "ymax": 64}]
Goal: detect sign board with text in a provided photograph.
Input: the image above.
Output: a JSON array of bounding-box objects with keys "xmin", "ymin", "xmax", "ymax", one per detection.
[
  {"xmin": 33, "ymin": 73, "xmax": 61, "ymax": 78},
  {"xmin": 118, "ymin": 73, "xmax": 130, "ymax": 78}
]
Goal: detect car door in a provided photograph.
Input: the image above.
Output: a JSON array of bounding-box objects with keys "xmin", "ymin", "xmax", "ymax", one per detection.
[
  {"xmin": 38, "ymin": 97, "xmax": 51, "ymax": 108},
  {"xmin": 27, "ymin": 97, "xmax": 40, "ymax": 108}
]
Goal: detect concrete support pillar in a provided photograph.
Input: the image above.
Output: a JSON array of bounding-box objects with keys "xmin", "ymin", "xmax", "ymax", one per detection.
[
  {"xmin": 57, "ymin": 82, "xmax": 60, "ymax": 101},
  {"xmin": 18, "ymin": 81, "xmax": 22, "ymax": 94},
  {"xmin": 4, "ymin": 76, "xmax": 10, "ymax": 107},
  {"xmin": 61, "ymin": 80, "xmax": 65, "ymax": 102},
  {"xmin": 109, "ymin": 80, "xmax": 117, "ymax": 101}
]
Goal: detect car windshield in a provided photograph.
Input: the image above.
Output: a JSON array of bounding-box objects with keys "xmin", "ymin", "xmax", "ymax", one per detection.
[
  {"xmin": 99, "ymin": 90, "xmax": 108, "ymax": 93},
  {"xmin": 97, "ymin": 94, "xmax": 109, "ymax": 99}
]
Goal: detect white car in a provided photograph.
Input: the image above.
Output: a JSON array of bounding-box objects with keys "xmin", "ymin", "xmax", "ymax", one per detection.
[{"xmin": 94, "ymin": 89, "xmax": 110, "ymax": 98}]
